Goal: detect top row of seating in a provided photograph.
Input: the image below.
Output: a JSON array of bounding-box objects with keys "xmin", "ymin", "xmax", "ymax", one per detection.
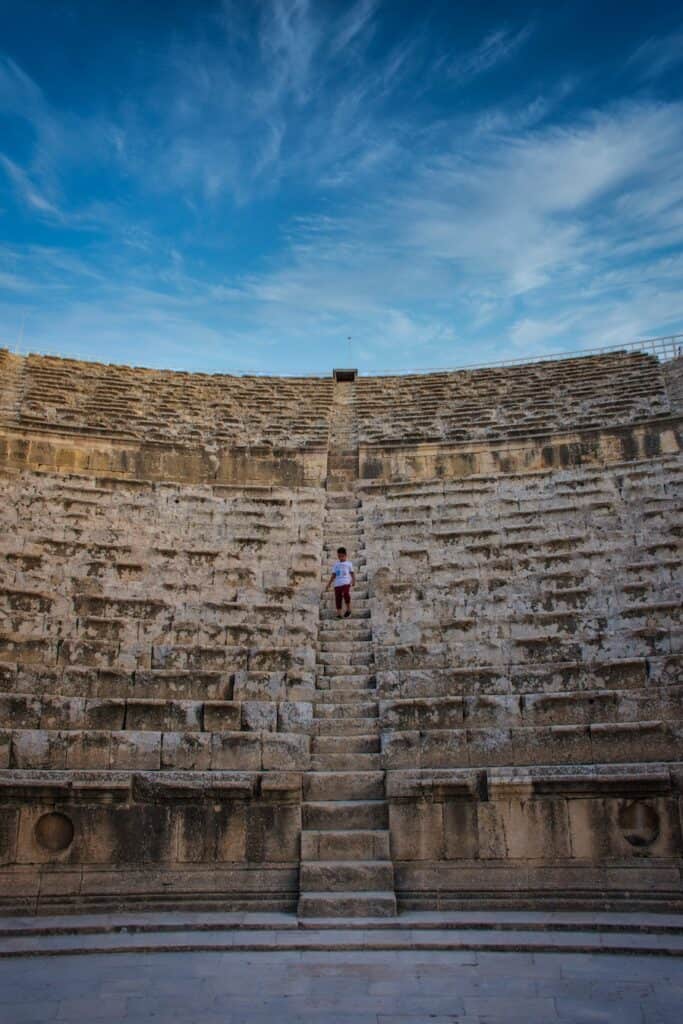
[
  {"xmin": 355, "ymin": 352, "xmax": 671, "ymax": 446},
  {"xmin": 0, "ymin": 351, "xmax": 334, "ymax": 451},
  {"xmin": 1, "ymin": 350, "xmax": 675, "ymax": 455}
]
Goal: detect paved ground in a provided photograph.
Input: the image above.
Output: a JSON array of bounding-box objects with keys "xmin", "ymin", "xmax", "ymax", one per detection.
[{"xmin": 1, "ymin": 950, "xmax": 681, "ymax": 1023}]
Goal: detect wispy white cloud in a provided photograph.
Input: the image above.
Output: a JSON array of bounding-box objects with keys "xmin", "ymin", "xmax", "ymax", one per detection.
[
  {"xmin": 440, "ymin": 24, "xmax": 532, "ymax": 82},
  {"xmin": 629, "ymin": 28, "xmax": 683, "ymax": 80}
]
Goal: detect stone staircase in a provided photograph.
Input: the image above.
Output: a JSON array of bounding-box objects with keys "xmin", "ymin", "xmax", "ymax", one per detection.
[{"xmin": 297, "ymin": 377, "xmax": 397, "ymax": 918}]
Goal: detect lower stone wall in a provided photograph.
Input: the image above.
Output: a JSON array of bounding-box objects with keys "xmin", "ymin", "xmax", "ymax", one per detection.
[
  {"xmin": 0, "ymin": 428, "xmax": 328, "ymax": 487},
  {"xmin": 0, "ymin": 771, "xmax": 301, "ymax": 913},
  {"xmin": 359, "ymin": 417, "xmax": 682, "ymax": 483},
  {"xmin": 387, "ymin": 766, "xmax": 683, "ymax": 910}
]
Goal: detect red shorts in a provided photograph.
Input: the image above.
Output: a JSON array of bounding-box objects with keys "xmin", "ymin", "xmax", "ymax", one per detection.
[{"xmin": 334, "ymin": 584, "xmax": 351, "ymax": 610}]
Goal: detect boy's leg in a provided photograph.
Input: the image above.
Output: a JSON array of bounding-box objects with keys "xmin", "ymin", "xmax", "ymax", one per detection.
[
  {"xmin": 334, "ymin": 586, "xmax": 343, "ymax": 618},
  {"xmin": 343, "ymin": 584, "xmax": 351, "ymax": 618}
]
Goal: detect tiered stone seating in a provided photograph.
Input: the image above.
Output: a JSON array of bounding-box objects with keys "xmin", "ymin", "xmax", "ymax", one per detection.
[
  {"xmin": 362, "ymin": 455, "xmax": 682, "ymax": 774},
  {"xmin": 356, "ymin": 352, "xmax": 670, "ymax": 446},
  {"xmin": 0, "ymin": 351, "xmax": 333, "ymax": 450},
  {"xmin": 0, "ymin": 470, "xmax": 323, "ymax": 778}
]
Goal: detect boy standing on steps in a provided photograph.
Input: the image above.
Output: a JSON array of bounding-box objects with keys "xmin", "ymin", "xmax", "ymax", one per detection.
[{"xmin": 325, "ymin": 546, "xmax": 355, "ymax": 618}]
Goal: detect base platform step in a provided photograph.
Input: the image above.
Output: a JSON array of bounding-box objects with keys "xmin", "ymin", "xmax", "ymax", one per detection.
[{"xmin": 297, "ymin": 891, "xmax": 397, "ymax": 919}]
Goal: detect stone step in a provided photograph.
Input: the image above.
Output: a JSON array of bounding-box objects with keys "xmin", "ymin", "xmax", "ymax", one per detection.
[
  {"xmin": 314, "ymin": 701, "xmax": 378, "ymax": 720},
  {"xmin": 317, "ymin": 650, "xmax": 372, "ymax": 666},
  {"xmin": 310, "ymin": 753, "xmax": 382, "ymax": 771},
  {"xmin": 319, "ymin": 672, "xmax": 375, "ymax": 687},
  {"xmin": 312, "ymin": 734, "xmax": 379, "ymax": 754},
  {"xmin": 320, "ymin": 609, "xmax": 370, "ymax": 620},
  {"xmin": 301, "ymin": 829, "xmax": 391, "ymax": 861},
  {"xmin": 319, "ymin": 640, "xmax": 372, "ymax": 652},
  {"xmin": 314, "ymin": 717, "xmax": 380, "ymax": 735},
  {"xmin": 304, "ymin": 771, "xmax": 385, "ymax": 801},
  {"xmin": 297, "ymin": 891, "xmax": 397, "ymax": 918},
  {"xmin": 300, "ymin": 861, "xmax": 394, "ymax": 892},
  {"xmin": 314, "ymin": 688, "xmax": 377, "ymax": 702},
  {"xmin": 302, "ymin": 800, "xmax": 389, "ymax": 830}
]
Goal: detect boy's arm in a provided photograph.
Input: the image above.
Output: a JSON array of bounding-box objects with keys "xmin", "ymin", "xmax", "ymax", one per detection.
[
  {"xmin": 324, "ymin": 573, "xmax": 336, "ymax": 590},
  {"xmin": 350, "ymin": 570, "xmax": 356, "ymax": 586}
]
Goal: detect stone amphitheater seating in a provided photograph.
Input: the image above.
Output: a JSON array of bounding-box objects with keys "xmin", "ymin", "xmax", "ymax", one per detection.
[
  {"xmin": 356, "ymin": 351, "xmax": 670, "ymax": 446},
  {"xmin": 0, "ymin": 346, "xmax": 681, "ymax": 915}
]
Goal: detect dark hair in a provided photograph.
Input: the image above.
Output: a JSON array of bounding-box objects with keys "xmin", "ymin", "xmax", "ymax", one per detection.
[{"xmin": 337, "ymin": 547, "xmax": 347, "ymax": 555}]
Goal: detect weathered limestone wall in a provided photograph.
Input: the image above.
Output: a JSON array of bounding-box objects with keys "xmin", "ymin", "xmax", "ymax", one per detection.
[
  {"xmin": 359, "ymin": 418, "xmax": 682, "ymax": 483},
  {"xmin": 0, "ymin": 349, "xmax": 331, "ymax": 487},
  {"xmin": 0, "ymin": 470, "xmax": 320, "ymax": 910},
  {"xmin": 363, "ymin": 455, "xmax": 683, "ymax": 908},
  {"xmin": 664, "ymin": 355, "xmax": 683, "ymax": 415},
  {"xmin": 356, "ymin": 351, "xmax": 670, "ymax": 448}
]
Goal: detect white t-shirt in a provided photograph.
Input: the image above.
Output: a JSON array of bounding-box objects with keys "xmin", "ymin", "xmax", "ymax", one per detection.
[{"xmin": 332, "ymin": 560, "xmax": 353, "ymax": 587}]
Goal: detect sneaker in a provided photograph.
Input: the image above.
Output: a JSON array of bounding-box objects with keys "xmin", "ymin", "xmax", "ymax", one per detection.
[{"xmin": 344, "ymin": 609, "xmax": 351, "ymax": 618}]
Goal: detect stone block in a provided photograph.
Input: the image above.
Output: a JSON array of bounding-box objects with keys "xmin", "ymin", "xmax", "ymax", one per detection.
[
  {"xmin": 464, "ymin": 694, "xmax": 520, "ymax": 727},
  {"xmin": 421, "ymin": 729, "xmax": 470, "ymax": 768},
  {"xmin": 262, "ymin": 732, "xmax": 309, "ymax": 770},
  {"xmin": 277, "ymin": 700, "xmax": 313, "ymax": 733},
  {"xmin": 246, "ymin": 803, "xmax": 301, "ymax": 862},
  {"xmin": 467, "ymin": 727, "xmax": 515, "ymax": 767},
  {"xmin": 0, "ymin": 730, "xmax": 10, "ymax": 769},
  {"xmin": 381, "ymin": 730, "xmax": 419, "ymax": 769},
  {"xmin": 0, "ymin": 694, "xmax": 40, "ymax": 729},
  {"xmin": 161, "ymin": 731, "xmax": 211, "ymax": 770},
  {"xmin": 110, "ymin": 730, "xmax": 161, "ymax": 770},
  {"xmin": 125, "ymin": 699, "xmax": 202, "ymax": 732},
  {"xmin": 84, "ymin": 698, "xmax": 126, "ymax": 730},
  {"xmin": 232, "ymin": 670, "xmax": 286, "ymax": 701},
  {"xmin": 39, "ymin": 695, "xmax": 86, "ymax": 729},
  {"xmin": 389, "ymin": 800, "xmax": 444, "ymax": 860},
  {"xmin": 66, "ymin": 730, "xmax": 112, "ymax": 769},
  {"xmin": 589, "ymin": 721, "xmax": 672, "ymax": 762},
  {"xmin": 203, "ymin": 701, "xmax": 241, "ymax": 732},
  {"xmin": 443, "ymin": 798, "xmax": 479, "ymax": 859},
  {"xmin": 210, "ymin": 732, "xmax": 262, "ymax": 770},
  {"xmin": 242, "ymin": 701, "xmax": 277, "ymax": 732},
  {"xmin": 513, "ymin": 725, "xmax": 592, "ymax": 766},
  {"xmin": 11, "ymin": 729, "xmax": 67, "ymax": 769}
]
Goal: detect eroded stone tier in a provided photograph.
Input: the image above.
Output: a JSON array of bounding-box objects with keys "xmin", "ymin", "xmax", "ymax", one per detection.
[
  {"xmin": 0, "ymin": 349, "xmax": 333, "ymax": 451},
  {"xmin": 356, "ymin": 351, "xmax": 670, "ymax": 446}
]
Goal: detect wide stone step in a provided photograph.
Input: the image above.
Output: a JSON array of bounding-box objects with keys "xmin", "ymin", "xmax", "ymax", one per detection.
[
  {"xmin": 319, "ymin": 640, "xmax": 372, "ymax": 653},
  {"xmin": 314, "ymin": 701, "xmax": 378, "ymax": 719},
  {"xmin": 319, "ymin": 625, "xmax": 371, "ymax": 639},
  {"xmin": 320, "ymin": 672, "xmax": 375, "ymax": 687},
  {"xmin": 303, "ymin": 800, "xmax": 389, "ymax": 830},
  {"xmin": 300, "ymin": 861, "xmax": 394, "ymax": 892},
  {"xmin": 312, "ymin": 734, "xmax": 379, "ymax": 754},
  {"xmin": 304, "ymin": 771, "xmax": 385, "ymax": 801},
  {"xmin": 320, "ymin": 609, "xmax": 370, "ymax": 620},
  {"xmin": 315, "ymin": 688, "xmax": 377, "ymax": 702},
  {"xmin": 318, "ymin": 650, "xmax": 372, "ymax": 666},
  {"xmin": 311, "ymin": 753, "xmax": 382, "ymax": 771},
  {"xmin": 298, "ymin": 891, "xmax": 397, "ymax": 918},
  {"xmin": 301, "ymin": 829, "xmax": 391, "ymax": 861},
  {"xmin": 314, "ymin": 717, "xmax": 380, "ymax": 735}
]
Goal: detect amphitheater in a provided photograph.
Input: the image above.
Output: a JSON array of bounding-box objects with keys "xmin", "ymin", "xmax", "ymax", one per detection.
[{"xmin": 0, "ymin": 340, "xmax": 682, "ymax": 950}]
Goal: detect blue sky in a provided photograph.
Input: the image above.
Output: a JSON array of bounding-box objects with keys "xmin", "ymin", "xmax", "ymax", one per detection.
[{"xmin": 0, "ymin": 1, "xmax": 682, "ymax": 374}]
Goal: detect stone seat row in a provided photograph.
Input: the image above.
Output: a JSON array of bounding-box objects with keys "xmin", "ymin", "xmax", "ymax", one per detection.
[
  {"xmin": 0, "ymin": 637, "xmax": 315, "ymax": 674},
  {"xmin": 1, "ymin": 728, "xmax": 310, "ymax": 772},
  {"xmin": 0, "ymin": 665, "xmax": 309, "ymax": 701},
  {"xmin": 0, "ymin": 693, "xmax": 313, "ymax": 734},
  {"xmin": 371, "ymin": 627, "xmax": 680, "ymax": 669},
  {"xmin": 3, "ymin": 352, "xmax": 335, "ymax": 451},
  {"xmin": 378, "ymin": 684, "xmax": 683, "ymax": 730},
  {"xmin": 380, "ymin": 718, "xmax": 683, "ymax": 770}
]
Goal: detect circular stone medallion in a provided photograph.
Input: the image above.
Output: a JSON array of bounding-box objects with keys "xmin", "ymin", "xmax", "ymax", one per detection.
[
  {"xmin": 618, "ymin": 802, "xmax": 660, "ymax": 848},
  {"xmin": 34, "ymin": 812, "xmax": 75, "ymax": 852}
]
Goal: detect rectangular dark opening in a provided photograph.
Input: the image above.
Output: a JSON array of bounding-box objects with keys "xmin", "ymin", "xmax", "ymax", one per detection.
[{"xmin": 333, "ymin": 368, "xmax": 358, "ymax": 382}]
